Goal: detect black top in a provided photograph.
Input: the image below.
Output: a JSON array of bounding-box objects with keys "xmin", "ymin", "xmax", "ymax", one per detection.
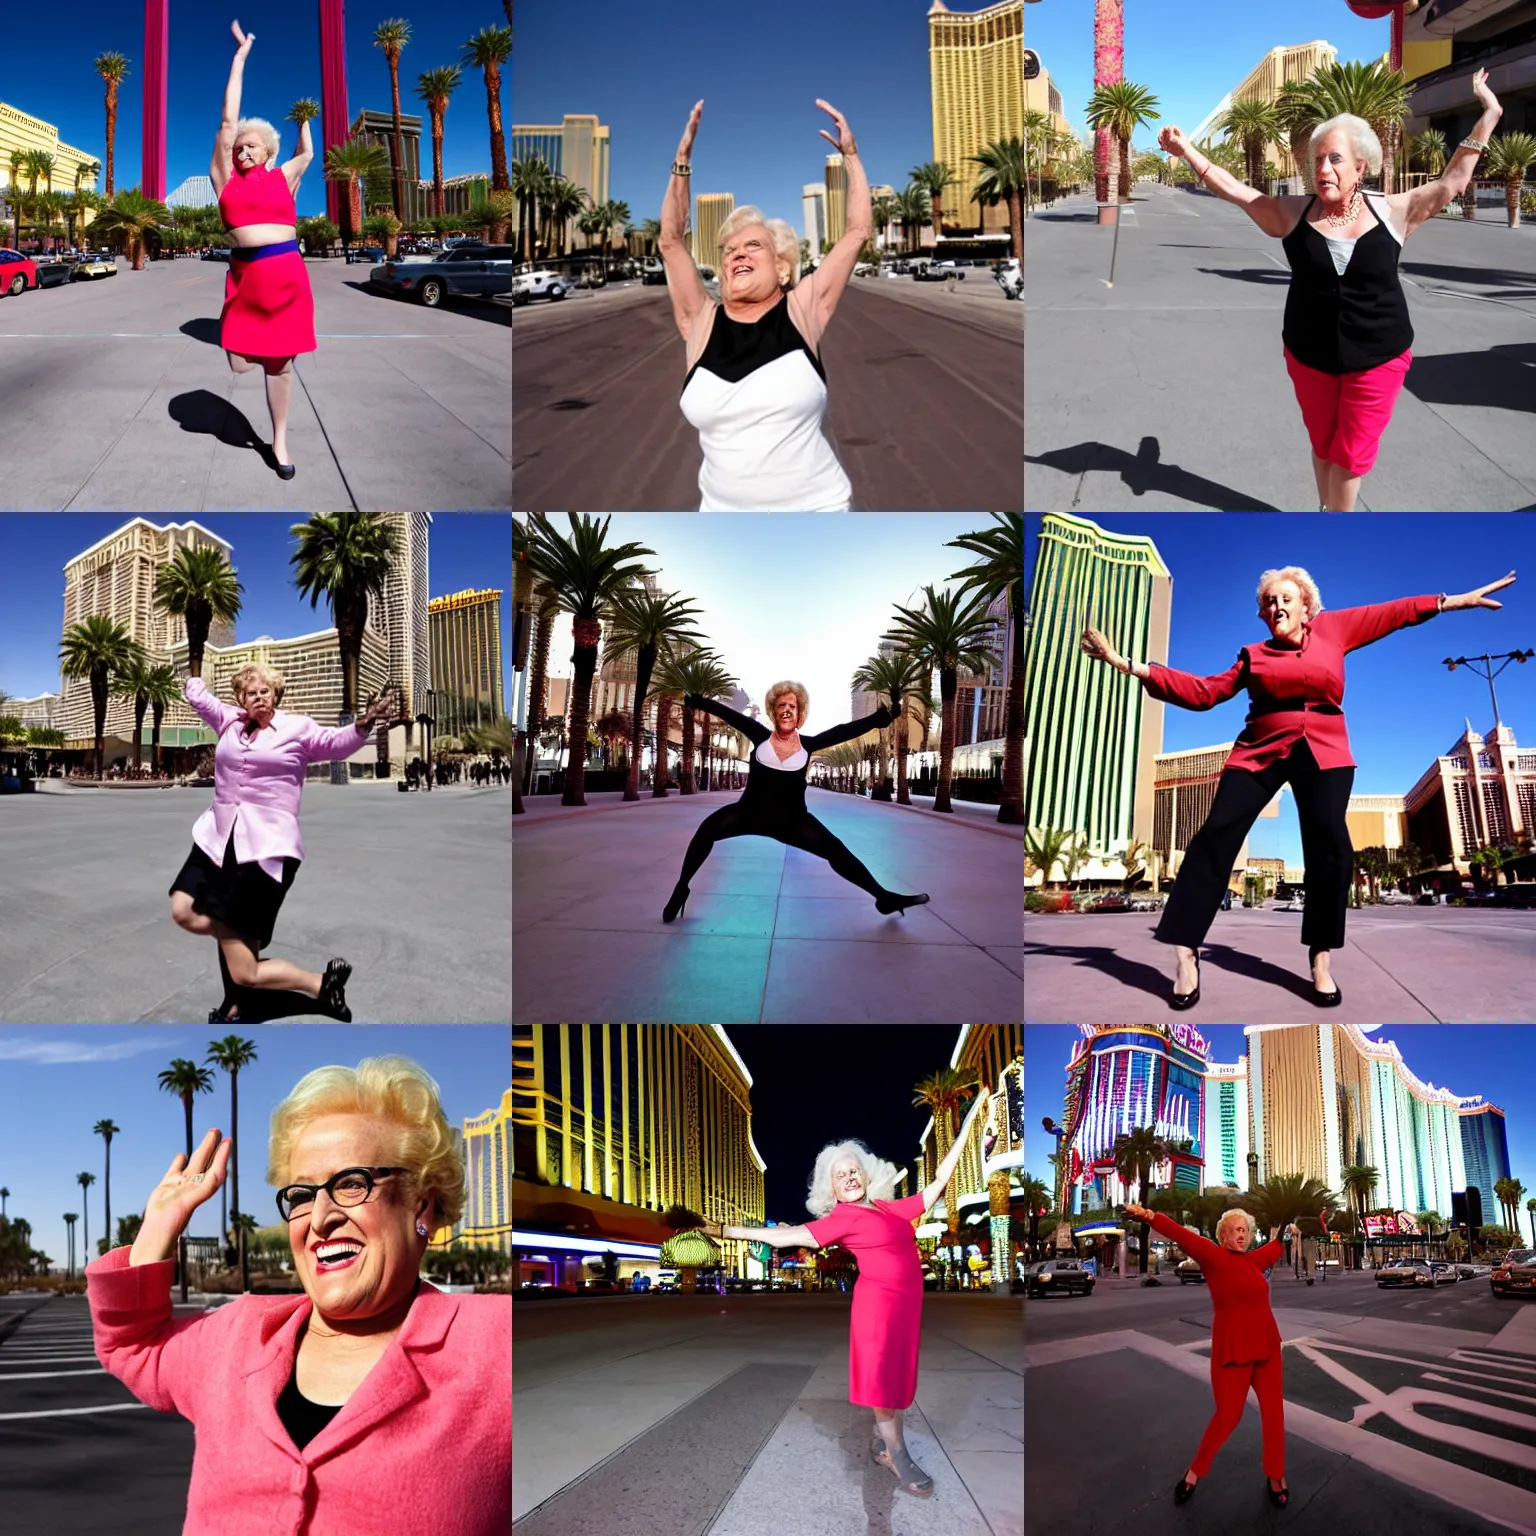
[
  {"xmin": 685, "ymin": 694, "xmax": 894, "ymax": 820},
  {"xmin": 277, "ymin": 1360, "xmax": 345, "ymax": 1451},
  {"xmin": 681, "ymin": 293, "xmax": 824, "ymax": 395},
  {"xmin": 1280, "ymin": 193, "xmax": 1413, "ymax": 374}
]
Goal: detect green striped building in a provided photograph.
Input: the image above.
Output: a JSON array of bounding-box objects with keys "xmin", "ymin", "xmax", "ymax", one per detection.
[{"xmin": 1025, "ymin": 514, "xmax": 1173, "ymax": 856}]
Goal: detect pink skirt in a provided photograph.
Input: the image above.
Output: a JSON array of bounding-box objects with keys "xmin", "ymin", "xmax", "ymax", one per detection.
[
  {"xmin": 1283, "ymin": 345, "xmax": 1411, "ymax": 478},
  {"xmin": 221, "ymin": 248, "xmax": 316, "ymax": 358}
]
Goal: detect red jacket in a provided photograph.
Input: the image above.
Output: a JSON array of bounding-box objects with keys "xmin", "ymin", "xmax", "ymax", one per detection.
[
  {"xmin": 1139, "ymin": 594, "xmax": 1441, "ymax": 772},
  {"xmin": 1148, "ymin": 1212, "xmax": 1284, "ymax": 1365}
]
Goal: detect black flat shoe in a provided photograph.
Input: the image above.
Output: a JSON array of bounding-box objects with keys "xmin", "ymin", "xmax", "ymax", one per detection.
[
  {"xmin": 1310, "ymin": 980, "xmax": 1341, "ymax": 1008},
  {"xmin": 275, "ymin": 461, "xmax": 296, "ymax": 481},
  {"xmin": 876, "ymin": 891, "xmax": 929, "ymax": 915},
  {"xmin": 1173, "ymin": 1476, "xmax": 1197, "ymax": 1505},
  {"xmin": 1169, "ymin": 955, "xmax": 1200, "ymax": 1010},
  {"xmin": 1265, "ymin": 1479, "xmax": 1289, "ymax": 1508},
  {"xmin": 318, "ymin": 957, "xmax": 352, "ymax": 1021},
  {"xmin": 663, "ymin": 882, "xmax": 690, "ymax": 923}
]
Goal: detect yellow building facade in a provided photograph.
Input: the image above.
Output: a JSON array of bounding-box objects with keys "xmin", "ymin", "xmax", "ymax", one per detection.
[
  {"xmin": 510, "ymin": 114, "xmax": 610, "ymax": 255},
  {"xmin": 824, "ymin": 154, "xmax": 848, "ymax": 246},
  {"xmin": 1197, "ymin": 42, "xmax": 1339, "ymax": 177},
  {"xmin": 692, "ymin": 192, "xmax": 735, "ymax": 270},
  {"xmin": 0, "ymin": 101, "xmax": 100, "ymax": 241},
  {"xmin": 928, "ymin": 0, "xmax": 1024, "ymax": 234},
  {"xmin": 428, "ymin": 587, "xmax": 506, "ymax": 738},
  {"xmin": 457, "ymin": 1088, "xmax": 513, "ymax": 1255}
]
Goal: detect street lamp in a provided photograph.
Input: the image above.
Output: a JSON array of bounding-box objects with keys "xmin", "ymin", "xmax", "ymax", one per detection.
[
  {"xmin": 1442, "ymin": 650, "xmax": 1534, "ymax": 732},
  {"xmin": 1247, "ymin": 1151, "xmax": 1259, "ymax": 1192}
]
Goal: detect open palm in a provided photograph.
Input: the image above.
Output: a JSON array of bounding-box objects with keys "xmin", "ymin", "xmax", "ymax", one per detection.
[{"xmin": 141, "ymin": 1129, "xmax": 230, "ymax": 1240}]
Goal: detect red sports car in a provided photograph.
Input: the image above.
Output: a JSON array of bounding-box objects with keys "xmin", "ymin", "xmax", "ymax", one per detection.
[{"xmin": 0, "ymin": 249, "xmax": 37, "ymax": 296}]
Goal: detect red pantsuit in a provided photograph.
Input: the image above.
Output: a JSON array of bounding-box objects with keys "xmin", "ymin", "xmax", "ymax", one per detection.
[{"xmin": 1148, "ymin": 1212, "xmax": 1287, "ymax": 1480}]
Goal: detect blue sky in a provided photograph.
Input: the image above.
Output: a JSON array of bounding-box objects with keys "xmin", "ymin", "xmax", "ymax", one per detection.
[
  {"xmin": 1026, "ymin": 514, "xmax": 1536, "ymax": 867},
  {"xmin": 0, "ymin": 3, "xmax": 507, "ymax": 220},
  {"xmin": 1025, "ymin": 1025, "xmax": 1536, "ymax": 1233},
  {"xmin": 512, "ymin": 0, "xmax": 939, "ymax": 244},
  {"xmin": 0, "ymin": 1024, "xmax": 509, "ymax": 1273},
  {"xmin": 0, "ymin": 513, "xmax": 511, "ymax": 701},
  {"xmin": 1025, "ymin": 0, "xmax": 1393, "ymax": 148}
]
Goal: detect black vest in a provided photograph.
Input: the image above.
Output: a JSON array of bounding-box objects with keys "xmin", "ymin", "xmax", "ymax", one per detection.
[
  {"xmin": 738, "ymin": 741, "xmax": 812, "ymax": 820},
  {"xmin": 1281, "ymin": 193, "xmax": 1413, "ymax": 374}
]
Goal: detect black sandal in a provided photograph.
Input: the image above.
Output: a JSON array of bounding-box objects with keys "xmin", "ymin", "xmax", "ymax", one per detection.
[
  {"xmin": 1174, "ymin": 1475, "xmax": 1197, "ymax": 1505},
  {"xmin": 318, "ymin": 958, "xmax": 353, "ymax": 1022},
  {"xmin": 1265, "ymin": 1478, "xmax": 1289, "ymax": 1508}
]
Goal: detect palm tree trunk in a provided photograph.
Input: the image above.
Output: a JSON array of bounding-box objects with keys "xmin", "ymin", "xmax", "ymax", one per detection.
[
  {"xmin": 521, "ymin": 604, "xmax": 552, "ymax": 795},
  {"xmin": 626, "ymin": 650, "xmax": 656, "ymax": 803},
  {"xmin": 105, "ymin": 93, "xmax": 117, "ymax": 199},
  {"xmin": 998, "ymin": 589, "xmax": 1024, "ymax": 824},
  {"xmin": 1118, "ymin": 132, "xmax": 1132, "ymax": 202},
  {"xmin": 232, "ymin": 1071, "xmax": 247, "ymax": 1293},
  {"xmin": 390, "ymin": 64, "xmax": 407, "ymax": 218},
  {"xmin": 1008, "ymin": 188, "xmax": 1023, "ymax": 259},
  {"xmin": 485, "ymin": 64, "xmax": 509, "ymax": 191},
  {"xmin": 132, "ymin": 698, "xmax": 147, "ymax": 772},
  {"xmin": 151, "ymin": 704, "xmax": 164, "ymax": 774},
  {"xmin": 103, "ymin": 1141, "xmax": 111, "ymax": 1251},
  {"xmin": 562, "ymin": 618, "xmax": 601, "ymax": 806},
  {"xmin": 432, "ymin": 117, "xmax": 445, "ymax": 216},
  {"xmin": 91, "ymin": 667, "xmax": 107, "ymax": 778},
  {"xmin": 896, "ymin": 711, "xmax": 911, "ymax": 805},
  {"xmin": 652, "ymin": 695, "xmax": 672, "ymax": 797},
  {"xmin": 680, "ymin": 705, "xmax": 696, "ymax": 794},
  {"xmin": 934, "ymin": 666, "xmax": 958, "ymax": 813}
]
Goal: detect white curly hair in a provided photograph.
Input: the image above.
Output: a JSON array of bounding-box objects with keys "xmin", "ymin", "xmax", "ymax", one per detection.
[
  {"xmin": 718, "ymin": 205, "xmax": 802, "ymax": 290},
  {"xmin": 234, "ymin": 116, "xmax": 281, "ymax": 163},
  {"xmin": 1309, "ymin": 114, "xmax": 1382, "ymax": 177},
  {"xmin": 1256, "ymin": 566, "xmax": 1324, "ymax": 621},
  {"xmin": 1216, "ymin": 1207, "xmax": 1258, "ymax": 1247},
  {"xmin": 805, "ymin": 1140, "xmax": 903, "ymax": 1219}
]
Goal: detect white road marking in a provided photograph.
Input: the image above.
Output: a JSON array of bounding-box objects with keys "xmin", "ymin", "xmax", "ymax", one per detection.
[
  {"xmin": 0, "ymin": 1403, "xmax": 150, "ymax": 1420},
  {"xmin": 0, "ymin": 1356, "xmax": 102, "ymax": 1366},
  {"xmin": 0, "ymin": 1368, "xmax": 106, "ymax": 1380}
]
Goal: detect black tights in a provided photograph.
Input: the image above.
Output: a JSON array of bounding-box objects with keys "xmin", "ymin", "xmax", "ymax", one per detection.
[
  {"xmin": 677, "ymin": 803, "xmax": 890, "ymax": 900},
  {"xmin": 213, "ymin": 949, "xmax": 323, "ymax": 1022}
]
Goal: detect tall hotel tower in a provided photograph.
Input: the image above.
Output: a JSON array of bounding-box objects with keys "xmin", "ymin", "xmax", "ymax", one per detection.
[
  {"xmin": 1025, "ymin": 512, "xmax": 1172, "ymax": 853},
  {"xmin": 429, "ymin": 587, "xmax": 506, "ymax": 736}
]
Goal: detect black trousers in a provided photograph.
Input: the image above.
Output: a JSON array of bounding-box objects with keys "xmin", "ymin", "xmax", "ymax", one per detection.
[
  {"xmin": 677, "ymin": 801, "xmax": 889, "ymax": 900},
  {"xmin": 1156, "ymin": 737, "xmax": 1354, "ymax": 952}
]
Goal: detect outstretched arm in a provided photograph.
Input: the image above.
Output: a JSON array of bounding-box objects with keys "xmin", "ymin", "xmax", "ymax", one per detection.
[
  {"xmin": 1393, "ymin": 71, "xmax": 1503, "ymax": 235},
  {"xmin": 1082, "ymin": 626, "xmax": 1247, "ymax": 710},
  {"xmin": 684, "ymin": 693, "xmax": 769, "ymax": 743},
  {"xmin": 1134, "ymin": 1207, "xmax": 1224, "ymax": 1265},
  {"xmin": 211, "ymin": 21, "xmax": 253, "ymax": 195},
  {"xmin": 704, "ymin": 1221, "xmax": 819, "ymax": 1249},
  {"xmin": 802, "ymin": 704, "xmax": 895, "ymax": 754},
  {"xmin": 1158, "ymin": 125, "xmax": 1303, "ymax": 239}
]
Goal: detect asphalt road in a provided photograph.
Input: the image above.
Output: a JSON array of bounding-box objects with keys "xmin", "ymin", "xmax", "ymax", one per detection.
[
  {"xmin": 512, "ymin": 278, "xmax": 1023, "ymax": 510},
  {"xmin": 1024, "ymin": 185, "xmax": 1536, "ymax": 511},
  {"xmin": 0, "ymin": 257, "xmax": 511, "ymax": 511}
]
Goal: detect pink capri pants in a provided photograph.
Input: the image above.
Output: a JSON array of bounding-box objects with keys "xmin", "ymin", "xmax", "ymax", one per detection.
[{"xmin": 1284, "ymin": 346, "xmax": 1411, "ymax": 478}]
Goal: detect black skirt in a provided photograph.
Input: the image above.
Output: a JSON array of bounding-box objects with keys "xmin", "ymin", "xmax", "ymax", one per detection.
[{"xmin": 169, "ymin": 831, "xmax": 299, "ymax": 950}]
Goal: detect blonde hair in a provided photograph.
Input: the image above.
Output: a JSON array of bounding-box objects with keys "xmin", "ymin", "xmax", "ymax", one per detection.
[
  {"xmin": 1256, "ymin": 566, "xmax": 1323, "ymax": 622},
  {"xmin": 234, "ymin": 116, "xmax": 281, "ymax": 162},
  {"xmin": 1216, "ymin": 1207, "xmax": 1257, "ymax": 1247},
  {"xmin": 805, "ymin": 1140, "xmax": 904, "ymax": 1219},
  {"xmin": 266, "ymin": 1056, "xmax": 465, "ymax": 1227},
  {"xmin": 1309, "ymin": 114, "xmax": 1382, "ymax": 177},
  {"xmin": 718, "ymin": 206, "xmax": 801, "ymax": 289},
  {"xmin": 230, "ymin": 663, "xmax": 286, "ymax": 706},
  {"xmin": 765, "ymin": 680, "xmax": 809, "ymax": 726}
]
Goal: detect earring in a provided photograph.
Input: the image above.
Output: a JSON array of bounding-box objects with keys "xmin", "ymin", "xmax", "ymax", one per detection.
[{"xmin": 416, "ymin": 1222, "xmax": 429, "ymax": 1238}]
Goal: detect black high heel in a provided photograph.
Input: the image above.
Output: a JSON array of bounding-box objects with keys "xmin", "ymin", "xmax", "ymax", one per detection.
[
  {"xmin": 1169, "ymin": 954, "xmax": 1200, "ymax": 1010},
  {"xmin": 318, "ymin": 958, "xmax": 352, "ymax": 1022},
  {"xmin": 275, "ymin": 461, "xmax": 296, "ymax": 481},
  {"xmin": 1265, "ymin": 1478, "xmax": 1289, "ymax": 1508},
  {"xmin": 1308, "ymin": 947, "xmax": 1341, "ymax": 1008},
  {"xmin": 876, "ymin": 891, "xmax": 929, "ymax": 916},
  {"xmin": 1174, "ymin": 1475, "xmax": 1197, "ymax": 1505},
  {"xmin": 663, "ymin": 882, "xmax": 690, "ymax": 923}
]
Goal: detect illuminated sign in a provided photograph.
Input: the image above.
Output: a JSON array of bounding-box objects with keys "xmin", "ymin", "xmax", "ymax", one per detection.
[
  {"xmin": 1364, "ymin": 1214, "xmax": 1399, "ymax": 1237},
  {"xmin": 1167, "ymin": 1023, "xmax": 1210, "ymax": 1059},
  {"xmin": 1396, "ymin": 1210, "xmax": 1419, "ymax": 1234}
]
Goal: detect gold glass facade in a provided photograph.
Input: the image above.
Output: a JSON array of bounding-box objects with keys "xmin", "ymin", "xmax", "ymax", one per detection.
[
  {"xmin": 917, "ymin": 1025, "xmax": 1023, "ymax": 1204},
  {"xmin": 1197, "ymin": 42, "xmax": 1339, "ymax": 176},
  {"xmin": 824, "ymin": 154, "xmax": 848, "ymax": 246},
  {"xmin": 429, "ymin": 587, "xmax": 505, "ymax": 737},
  {"xmin": 1153, "ymin": 743, "xmax": 1271, "ymax": 884},
  {"xmin": 693, "ymin": 192, "xmax": 736, "ymax": 269},
  {"xmin": 460, "ymin": 1088, "xmax": 513, "ymax": 1255},
  {"xmin": 0, "ymin": 101, "xmax": 100, "ymax": 236},
  {"xmin": 928, "ymin": 0, "xmax": 1024, "ymax": 233}
]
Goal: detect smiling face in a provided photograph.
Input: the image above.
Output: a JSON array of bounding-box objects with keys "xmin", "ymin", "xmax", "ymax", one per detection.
[
  {"xmin": 1313, "ymin": 130, "xmax": 1363, "ymax": 205},
  {"xmin": 284, "ymin": 1114, "xmax": 427, "ymax": 1325},
  {"xmin": 770, "ymin": 691, "xmax": 801, "ymax": 733},
  {"xmin": 233, "ymin": 129, "xmax": 271, "ymax": 172},
  {"xmin": 1219, "ymin": 1217, "xmax": 1253, "ymax": 1253},
  {"xmin": 1259, "ymin": 579, "xmax": 1309, "ymax": 643},
  {"xmin": 721, "ymin": 224, "xmax": 786, "ymax": 304},
  {"xmin": 239, "ymin": 677, "xmax": 277, "ymax": 727},
  {"xmin": 831, "ymin": 1156, "xmax": 869, "ymax": 1205}
]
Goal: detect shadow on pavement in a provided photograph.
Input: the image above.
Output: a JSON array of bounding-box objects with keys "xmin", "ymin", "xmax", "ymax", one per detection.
[
  {"xmin": 1195, "ymin": 267, "xmax": 1291, "ymax": 285},
  {"xmin": 179, "ymin": 317, "xmax": 222, "ymax": 346},
  {"xmin": 1024, "ymin": 436, "xmax": 1281, "ymax": 510},
  {"xmin": 1403, "ymin": 344, "xmax": 1536, "ymax": 413},
  {"xmin": 167, "ymin": 389, "xmax": 280, "ymax": 470},
  {"xmin": 1200, "ymin": 940, "xmax": 1319, "ymax": 1003},
  {"xmin": 1402, "ymin": 260, "xmax": 1536, "ymax": 296},
  {"xmin": 1022, "ymin": 938, "xmax": 1174, "ymax": 1008}
]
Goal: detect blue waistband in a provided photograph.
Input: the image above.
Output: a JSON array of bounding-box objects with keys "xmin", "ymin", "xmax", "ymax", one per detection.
[{"xmin": 229, "ymin": 240, "xmax": 299, "ymax": 262}]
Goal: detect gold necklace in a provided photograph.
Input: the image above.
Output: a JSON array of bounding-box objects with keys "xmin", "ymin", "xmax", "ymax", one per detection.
[{"xmin": 1322, "ymin": 188, "xmax": 1361, "ymax": 231}]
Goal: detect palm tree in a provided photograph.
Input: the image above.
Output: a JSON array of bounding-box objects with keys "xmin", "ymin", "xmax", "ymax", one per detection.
[
  {"xmin": 94, "ymin": 52, "xmax": 130, "ymax": 198},
  {"xmin": 891, "ymin": 184, "xmax": 930, "ymax": 255},
  {"xmin": 143, "ymin": 665, "xmax": 181, "ymax": 775},
  {"xmin": 542, "ymin": 179, "xmax": 587, "ymax": 260},
  {"xmin": 372, "ymin": 19, "xmax": 413, "ymax": 218},
  {"xmin": 93, "ymin": 1120, "xmax": 119, "ymax": 1254},
  {"xmin": 512, "ymin": 156, "xmax": 554, "ymax": 264},
  {"xmin": 972, "ymin": 137, "xmax": 1028, "ymax": 258},
  {"xmin": 1086, "ymin": 81, "xmax": 1161, "ymax": 203},
  {"xmin": 158, "ymin": 1057, "xmax": 214, "ymax": 1303},
  {"xmin": 1525, "ymin": 1198, "xmax": 1536, "ymax": 1248},
  {"xmin": 1511, "ymin": 1180, "xmax": 1528, "ymax": 1235},
  {"xmin": 462, "ymin": 24, "xmax": 512, "ymax": 192},
  {"xmin": 520, "ymin": 514, "xmax": 656, "ymax": 806},
  {"xmin": 514, "ymin": 525, "xmax": 560, "ymax": 801},
  {"xmin": 7, "ymin": 148, "xmax": 26, "ymax": 246},
  {"xmin": 111, "ymin": 654, "xmax": 157, "ymax": 773},
  {"xmin": 909, "ymin": 161, "xmax": 959, "ymax": 245},
  {"xmin": 1111, "ymin": 1126, "xmax": 1170, "ymax": 1276},
  {"xmin": 851, "ymin": 650, "xmax": 928, "ymax": 806},
  {"xmin": 1275, "ymin": 79, "xmax": 1326, "ymax": 193},
  {"xmin": 0, "ymin": 1188, "xmax": 8, "ymax": 1219},
  {"xmin": 76, "ymin": 1172, "xmax": 96, "ymax": 1262},
  {"xmin": 95, "ymin": 189, "xmax": 170, "ymax": 270},
  {"xmin": 912, "ymin": 1067, "xmax": 982, "ymax": 1277},
  {"xmin": 1340, "ymin": 1164, "xmax": 1378, "ymax": 1266},
  {"xmin": 1487, "ymin": 133, "xmax": 1536, "ymax": 229},
  {"xmin": 1307, "ymin": 59, "xmax": 1412, "ymax": 195},
  {"xmin": 289, "ymin": 513, "xmax": 401, "ymax": 721},
  {"xmin": 64, "ymin": 191, "xmax": 102, "ymax": 250},
  {"xmin": 59, "ymin": 616, "xmax": 145, "ymax": 778},
  {"xmin": 152, "ymin": 546, "xmax": 244, "ymax": 680},
  {"xmin": 1411, "ymin": 128, "xmax": 1448, "ymax": 178},
  {"xmin": 75, "ymin": 157, "xmax": 101, "ymax": 195},
  {"xmin": 946, "ymin": 513, "xmax": 1022, "ymax": 823},
  {"xmin": 286, "ymin": 98, "xmax": 321, "ymax": 160},
  {"xmin": 206, "ymin": 1036, "xmax": 258, "ymax": 1292},
  {"xmin": 600, "ymin": 586, "xmax": 708, "ymax": 802},
  {"xmin": 63, "ymin": 1213, "xmax": 77, "ymax": 1280},
  {"xmin": 882, "ymin": 585, "xmax": 998, "ymax": 814},
  {"xmin": 325, "ymin": 138, "xmax": 391, "ymax": 247},
  {"xmin": 414, "ymin": 66, "xmax": 462, "ymax": 217},
  {"xmin": 1220, "ymin": 98, "xmax": 1283, "ymax": 190}
]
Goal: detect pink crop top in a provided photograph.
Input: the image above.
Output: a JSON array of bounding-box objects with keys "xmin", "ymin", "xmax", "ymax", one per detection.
[{"xmin": 218, "ymin": 163, "xmax": 297, "ymax": 229}]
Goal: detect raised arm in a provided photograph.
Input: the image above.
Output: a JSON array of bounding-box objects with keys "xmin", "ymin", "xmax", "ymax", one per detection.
[
  {"xmin": 921, "ymin": 1090, "xmax": 991, "ymax": 1208},
  {"xmin": 300, "ymin": 686, "xmax": 399, "ymax": 763},
  {"xmin": 684, "ymin": 692, "xmax": 768, "ymax": 743},
  {"xmin": 1159, "ymin": 125, "xmax": 1303, "ymax": 239},
  {"xmin": 802, "ymin": 703, "xmax": 895, "ymax": 754},
  {"xmin": 283, "ymin": 115, "xmax": 315, "ymax": 196},
  {"xmin": 660, "ymin": 100, "xmax": 711, "ymax": 342},
  {"xmin": 1137, "ymin": 1207, "xmax": 1224, "ymax": 1265},
  {"xmin": 1393, "ymin": 71, "xmax": 1504, "ymax": 236},
  {"xmin": 182, "ymin": 674, "xmax": 242, "ymax": 734},
  {"xmin": 210, "ymin": 21, "xmax": 254, "ymax": 195},
  {"xmin": 800, "ymin": 100, "xmax": 871, "ymax": 334}
]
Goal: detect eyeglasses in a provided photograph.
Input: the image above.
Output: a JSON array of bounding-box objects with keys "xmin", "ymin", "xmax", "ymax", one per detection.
[{"xmin": 276, "ymin": 1166, "xmax": 408, "ymax": 1222}]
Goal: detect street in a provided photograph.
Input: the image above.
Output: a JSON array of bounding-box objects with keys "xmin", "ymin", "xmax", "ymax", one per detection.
[
  {"xmin": 514, "ymin": 1290, "xmax": 1022, "ymax": 1535},
  {"xmin": 1026, "ymin": 1266, "xmax": 1536, "ymax": 1534},
  {"xmin": 1023, "ymin": 904, "xmax": 1536, "ymax": 1025},
  {"xmin": 1024, "ymin": 184, "xmax": 1536, "ymax": 511},
  {"xmin": 513, "ymin": 787, "xmax": 1024, "ymax": 1025},
  {"xmin": 511, "ymin": 278, "xmax": 1023, "ymax": 511},
  {"xmin": 0, "ymin": 258, "xmax": 511, "ymax": 511},
  {"xmin": 0, "ymin": 782, "xmax": 512, "ymax": 1023}
]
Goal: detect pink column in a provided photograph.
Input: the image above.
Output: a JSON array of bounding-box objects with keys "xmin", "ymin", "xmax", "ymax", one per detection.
[
  {"xmin": 142, "ymin": 0, "xmax": 168, "ymax": 202},
  {"xmin": 319, "ymin": 0, "xmax": 351, "ymax": 228}
]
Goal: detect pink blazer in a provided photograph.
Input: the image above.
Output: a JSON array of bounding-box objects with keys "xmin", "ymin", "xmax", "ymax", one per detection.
[
  {"xmin": 87, "ymin": 1247, "xmax": 510, "ymax": 1536},
  {"xmin": 184, "ymin": 676, "xmax": 368, "ymax": 879}
]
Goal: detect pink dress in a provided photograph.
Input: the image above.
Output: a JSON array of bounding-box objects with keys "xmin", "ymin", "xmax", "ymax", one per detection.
[{"xmin": 806, "ymin": 1190, "xmax": 928, "ymax": 1409}]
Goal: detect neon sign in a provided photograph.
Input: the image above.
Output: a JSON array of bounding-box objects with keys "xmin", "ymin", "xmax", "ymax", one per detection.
[{"xmin": 1167, "ymin": 1023, "xmax": 1210, "ymax": 1059}]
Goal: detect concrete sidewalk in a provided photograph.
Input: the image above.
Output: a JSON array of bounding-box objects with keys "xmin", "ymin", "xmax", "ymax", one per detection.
[
  {"xmin": 1025, "ymin": 904, "xmax": 1536, "ymax": 1024},
  {"xmin": 514, "ymin": 787, "xmax": 1023, "ymax": 1024}
]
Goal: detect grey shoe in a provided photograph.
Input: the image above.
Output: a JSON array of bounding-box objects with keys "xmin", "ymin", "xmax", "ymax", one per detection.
[{"xmin": 873, "ymin": 1436, "xmax": 934, "ymax": 1497}]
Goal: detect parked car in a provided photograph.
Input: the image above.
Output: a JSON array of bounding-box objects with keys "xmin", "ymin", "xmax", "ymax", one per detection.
[
  {"xmin": 71, "ymin": 256, "xmax": 118, "ymax": 281},
  {"xmin": 371, "ymin": 243, "xmax": 514, "ymax": 306},
  {"xmin": 996, "ymin": 257, "xmax": 1022, "ymax": 298},
  {"xmin": 345, "ymin": 245, "xmax": 386, "ymax": 265},
  {"xmin": 1428, "ymin": 1261, "xmax": 1459, "ymax": 1283},
  {"xmin": 1456, "ymin": 1264, "xmax": 1478, "ymax": 1281},
  {"xmin": 1378, "ymin": 889, "xmax": 1415, "ymax": 905},
  {"xmin": 1087, "ymin": 892, "xmax": 1132, "ymax": 912},
  {"xmin": 1376, "ymin": 1258, "xmax": 1439, "ymax": 1287},
  {"xmin": 1492, "ymin": 1249, "xmax": 1536, "ymax": 1297},
  {"xmin": 1275, "ymin": 895, "xmax": 1306, "ymax": 912},
  {"xmin": 1025, "ymin": 1260, "xmax": 1094, "ymax": 1298},
  {"xmin": 0, "ymin": 248, "xmax": 38, "ymax": 295},
  {"xmin": 510, "ymin": 266, "xmax": 569, "ymax": 306},
  {"xmin": 34, "ymin": 259, "xmax": 73, "ymax": 288},
  {"xmin": 641, "ymin": 259, "xmax": 667, "ymax": 285},
  {"xmin": 1176, "ymin": 1258, "xmax": 1206, "ymax": 1284}
]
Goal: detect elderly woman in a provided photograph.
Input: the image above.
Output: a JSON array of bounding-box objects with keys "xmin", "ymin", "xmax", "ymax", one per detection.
[
  {"xmin": 212, "ymin": 20, "xmax": 318, "ymax": 480},
  {"xmin": 663, "ymin": 681, "xmax": 928, "ymax": 922},
  {"xmin": 1159, "ymin": 71, "xmax": 1504, "ymax": 511},
  {"xmin": 703, "ymin": 1089, "xmax": 992, "ymax": 1498},
  {"xmin": 1082, "ymin": 566, "xmax": 1515, "ymax": 1008},
  {"xmin": 169, "ymin": 663, "xmax": 400, "ymax": 1022},
  {"xmin": 86, "ymin": 1055, "xmax": 510, "ymax": 1536},
  {"xmin": 660, "ymin": 99, "xmax": 871, "ymax": 510},
  {"xmin": 1126, "ymin": 1202, "xmax": 1292, "ymax": 1507}
]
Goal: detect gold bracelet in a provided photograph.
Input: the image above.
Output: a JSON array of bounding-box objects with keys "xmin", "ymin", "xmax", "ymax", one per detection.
[{"xmin": 671, "ymin": 161, "xmax": 692, "ymax": 177}]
